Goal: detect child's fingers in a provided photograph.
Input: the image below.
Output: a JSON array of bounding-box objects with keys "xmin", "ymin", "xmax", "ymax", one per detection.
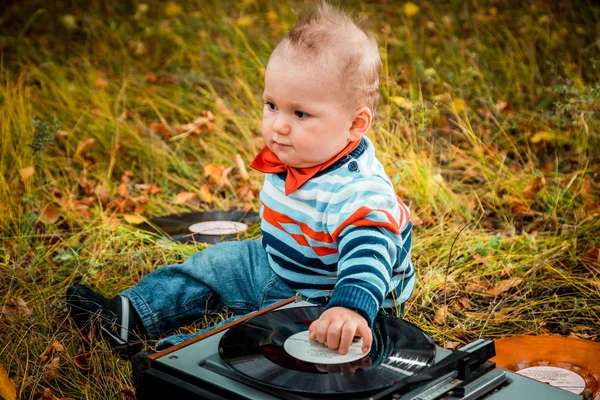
[
  {"xmin": 356, "ymin": 323, "xmax": 373, "ymax": 353},
  {"xmin": 337, "ymin": 321, "xmax": 358, "ymax": 354}
]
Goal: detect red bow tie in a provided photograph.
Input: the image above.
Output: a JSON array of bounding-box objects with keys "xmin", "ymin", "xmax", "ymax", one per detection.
[{"xmin": 250, "ymin": 140, "xmax": 361, "ymax": 195}]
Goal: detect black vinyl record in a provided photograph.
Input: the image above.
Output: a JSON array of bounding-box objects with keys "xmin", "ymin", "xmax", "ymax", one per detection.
[
  {"xmin": 219, "ymin": 306, "xmax": 436, "ymax": 394},
  {"xmin": 137, "ymin": 210, "xmax": 259, "ymax": 244}
]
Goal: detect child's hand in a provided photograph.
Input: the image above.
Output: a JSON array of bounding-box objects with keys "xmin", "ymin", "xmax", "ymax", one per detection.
[{"xmin": 308, "ymin": 306, "xmax": 372, "ymax": 355}]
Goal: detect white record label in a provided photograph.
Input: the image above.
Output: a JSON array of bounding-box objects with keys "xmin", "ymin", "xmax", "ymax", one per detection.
[
  {"xmin": 283, "ymin": 331, "xmax": 366, "ymax": 365},
  {"xmin": 188, "ymin": 221, "xmax": 248, "ymax": 235},
  {"xmin": 517, "ymin": 366, "xmax": 586, "ymax": 394}
]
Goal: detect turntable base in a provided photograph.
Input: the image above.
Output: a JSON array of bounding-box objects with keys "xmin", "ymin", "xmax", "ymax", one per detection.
[{"xmin": 137, "ymin": 300, "xmax": 582, "ymax": 400}]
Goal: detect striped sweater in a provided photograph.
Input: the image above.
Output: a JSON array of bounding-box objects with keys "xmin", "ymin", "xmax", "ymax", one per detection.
[{"xmin": 259, "ymin": 136, "xmax": 415, "ymax": 326}]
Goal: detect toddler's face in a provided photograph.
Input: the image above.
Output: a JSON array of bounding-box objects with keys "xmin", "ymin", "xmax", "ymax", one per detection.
[{"xmin": 261, "ymin": 53, "xmax": 357, "ymax": 168}]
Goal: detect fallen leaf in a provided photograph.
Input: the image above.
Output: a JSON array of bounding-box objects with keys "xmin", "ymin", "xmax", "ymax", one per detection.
[
  {"xmin": 174, "ymin": 192, "xmax": 198, "ymax": 205},
  {"xmin": 530, "ymin": 130, "xmax": 553, "ymax": 144},
  {"xmin": 465, "ymin": 311, "xmax": 490, "ymax": 321},
  {"xmin": 433, "ymin": 304, "xmax": 448, "ymax": 325},
  {"xmin": 39, "ymin": 340, "xmax": 65, "ymax": 364},
  {"xmin": 204, "ymin": 164, "xmax": 226, "ymax": 186},
  {"xmin": 73, "ymin": 350, "xmax": 91, "ymax": 371},
  {"xmin": 74, "ymin": 138, "xmax": 94, "ymax": 159},
  {"xmin": 149, "ymin": 122, "xmax": 172, "ymax": 139},
  {"xmin": 451, "ymin": 296, "xmax": 472, "ymax": 310},
  {"xmin": 411, "ymin": 213, "xmax": 424, "ymax": 226},
  {"xmin": 117, "ymin": 182, "xmax": 129, "ymax": 198},
  {"xmin": 116, "ymin": 388, "xmax": 136, "ymax": 399},
  {"xmin": 174, "ymin": 117, "xmax": 209, "ymax": 136},
  {"xmin": 465, "ymin": 279, "xmax": 491, "ymax": 293},
  {"xmin": 123, "ymin": 214, "xmax": 145, "ymax": 225},
  {"xmin": 391, "ymin": 96, "xmax": 414, "ymax": 110},
  {"xmin": 582, "ymin": 247, "xmax": 599, "ymax": 261},
  {"xmin": 19, "ymin": 166, "xmax": 35, "ymax": 182},
  {"xmin": 38, "ymin": 204, "xmax": 60, "ymax": 225},
  {"xmin": 0, "ymin": 363, "xmax": 16, "ymax": 400},
  {"xmin": 199, "ymin": 184, "xmax": 213, "ymax": 203},
  {"xmin": 1, "ymin": 297, "xmax": 32, "ymax": 319},
  {"xmin": 444, "ymin": 341, "xmax": 461, "ymax": 350},
  {"xmin": 523, "ymin": 176, "xmax": 547, "ymax": 198},
  {"xmin": 94, "ymin": 185, "xmax": 110, "ymax": 205},
  {"xmin": 43, "ymin": 357, "xmax": 61, "ymax": 381},
  {"xmin": 95, "ymin": 77, "xmax": 108, "ymax": 89},
  {"xmin": 486, "ymin": 277, "xmax": 524, "ymax": 297}
]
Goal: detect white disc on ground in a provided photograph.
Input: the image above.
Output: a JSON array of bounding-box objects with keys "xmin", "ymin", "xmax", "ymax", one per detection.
[{"xmin": 188, "ymin": 220, "xmax": 248, "ymax": 235}]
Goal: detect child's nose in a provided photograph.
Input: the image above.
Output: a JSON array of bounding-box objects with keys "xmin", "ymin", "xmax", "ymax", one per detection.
[{"xmin": 273, "ymin": 114, "xmax": 291, "ymax": 135}]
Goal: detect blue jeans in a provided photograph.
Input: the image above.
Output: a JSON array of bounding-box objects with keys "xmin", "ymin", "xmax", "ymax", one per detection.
[{"xmin": 121, "ymin": 240, "xmax": 297, "ymax": 349}]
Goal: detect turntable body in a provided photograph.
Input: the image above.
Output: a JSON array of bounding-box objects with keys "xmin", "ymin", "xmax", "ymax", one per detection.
[{"xmin": 139, "ymin": 300, "xmax": 581, "ymax": 400}]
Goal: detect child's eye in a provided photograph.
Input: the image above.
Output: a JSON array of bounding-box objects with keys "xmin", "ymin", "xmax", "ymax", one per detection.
[
  {"xmin": 265, "ymin": 101, "xmax": 278, "ymax": 111},
  {"xmin": 294, "ymin": 110, "xmax": 309, "ymax": 119}
]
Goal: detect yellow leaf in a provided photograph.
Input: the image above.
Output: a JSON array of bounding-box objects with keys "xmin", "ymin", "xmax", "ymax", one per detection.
[
  {"xmin": 236, "ymin": 15, "xmax": 254, "ymax": 28},
  {"xmin": 19, "ymin": 166, "xmax": 35, "ymax": 182},
  {"xmin": 530, "ymin": 130, "xmax": 553, "ymax": 144},
  {"xmin": 452, "ymin": 98, "xmax": 466, "ymax": 113},
  {"xmin": 38, "ymin": 204, "xmax": 60, "ymax": 225},
  {"xmin": 123, "ymin": 214, "xmax": 145, "ymax": 225},
  {"xmin": 391, "ymin": 96, "xmax": 414, "ymax": 110},
  {"xmin": 403, "ymin": 2, "xmax": 420, "ymax": 17},
  {"xmin": 0, "ymin": 363, "xmax": 16, "ymax": 400},
  {"xmin": 164, "ymin": 3, "xmax": 183, "ymax": 17},
  {"xmin": 199, "ymin": 184, "xmax": 213, "ymax": 203}
]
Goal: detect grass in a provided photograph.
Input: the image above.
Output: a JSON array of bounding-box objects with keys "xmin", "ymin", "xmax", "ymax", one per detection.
[{"xmin": 1, "ymin": 0, "xmax": 599, "ymax": 398}]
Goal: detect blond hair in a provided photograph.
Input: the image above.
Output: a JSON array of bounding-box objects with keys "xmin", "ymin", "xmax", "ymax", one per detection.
[{"xmin": 272, "ymin": 1, "xmax": 382, "ymax": 112}]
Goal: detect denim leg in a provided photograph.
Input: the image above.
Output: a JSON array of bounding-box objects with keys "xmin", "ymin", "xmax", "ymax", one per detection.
[{"xmin": 121, "ymin": 240, "xmax": 296, "ymax": 339}]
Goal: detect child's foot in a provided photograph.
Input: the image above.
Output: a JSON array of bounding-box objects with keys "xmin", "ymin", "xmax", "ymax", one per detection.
[{"xmin": 66, "ymin": 284, "xmax": 148, "ymax": 358}]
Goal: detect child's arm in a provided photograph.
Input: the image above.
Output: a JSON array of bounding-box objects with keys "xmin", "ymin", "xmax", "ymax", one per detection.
[{"xmin": 313, "ymin": 178, "xmax": 412, "ymax": 354}]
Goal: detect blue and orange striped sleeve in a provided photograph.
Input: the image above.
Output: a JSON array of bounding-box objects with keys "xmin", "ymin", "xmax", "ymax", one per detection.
[{"xmin": 324, "ymin": 178, "xmax": 412, "ymax": 326}]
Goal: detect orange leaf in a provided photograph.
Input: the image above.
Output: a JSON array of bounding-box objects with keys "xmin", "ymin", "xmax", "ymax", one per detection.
[
  {"xmin": 582, "ymin": 247, "xmax": 599, "ymax": 261},
  {"xmin": 174, "ymin": 192, "xmax": 197, "ymax": 205},
  {"xmin": 0, "ymin": 363, "xmax": 16, "ymax": 400},
  {"xmin": 38, "ymin": 204, "xmax": 60, "ymax": 225},
  {"xmin": 118, "ymin": 182, "xmax": 129, "ymax": 198},
  {"xmin": 451, "ymin": 296, "xmax": 472, "ymax": 310},
  {"xmin": 486, "ymin": 277, "xmax": 524, "ymax": 297},
  {"xmin": 149, "ymin": 122, "xmax": 172, "ymax": 139},
  {"xmin": 523, "ymin": 176, "xmax": 547, "ymax": 198},
  {"xmin": 433, "ymin": 304, "xmax": 448, "ymax": 325},
  {"xmin": 39, "ymin": 340, "xmax": 65, "ymax": 364},
  {"xmin": 19, "ymin": 166, "xmax": 35, "ymax": 182},
  {"xmin": 204, "ymin": 164, "xmax": 226, "ymax": 186}
]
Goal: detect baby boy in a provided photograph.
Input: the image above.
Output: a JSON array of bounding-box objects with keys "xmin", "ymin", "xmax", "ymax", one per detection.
[{"xmin": 67, "ymin": 2, "xmax": 415, "ymax": 357}]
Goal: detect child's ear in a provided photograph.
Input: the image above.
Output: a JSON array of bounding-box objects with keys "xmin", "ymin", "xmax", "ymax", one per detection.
[{"xmin": 349, "ymin": 107, "xmax": 373, "ymax": 141}]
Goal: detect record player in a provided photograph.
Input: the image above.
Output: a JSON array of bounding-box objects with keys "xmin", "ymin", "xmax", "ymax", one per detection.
[{"xmin": 137, "ymin": 296, "xmax": 582, "ymax": 400}]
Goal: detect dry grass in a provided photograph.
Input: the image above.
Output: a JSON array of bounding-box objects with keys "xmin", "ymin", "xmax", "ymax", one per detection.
[{"xmin": 1, "ymin": 0, "xmax": 599, "ymax": 398}]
